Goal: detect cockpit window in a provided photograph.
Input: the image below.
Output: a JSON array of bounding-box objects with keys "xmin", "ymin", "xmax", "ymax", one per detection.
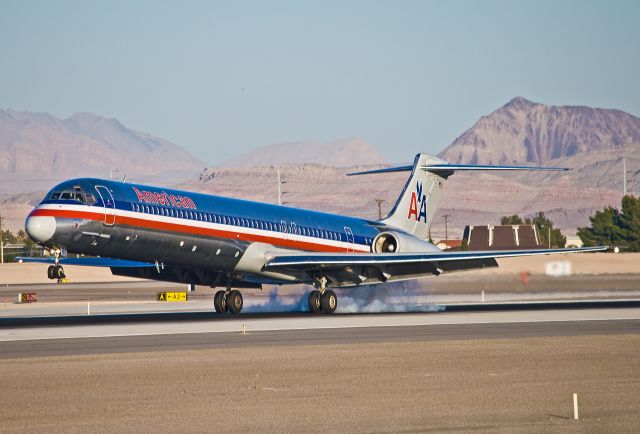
[{"xmin": 48, "ymin": 185, "xmax": 97, "ymax": 204}]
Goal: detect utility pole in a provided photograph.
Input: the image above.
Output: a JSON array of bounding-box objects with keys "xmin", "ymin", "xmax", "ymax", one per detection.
[
  {"xmin": 0, "ymin": 214, "xmax": 3, "ymax": 264},
  {"xmin": 374, "ymin": 199, "xmax": 385, "ymax": 220},
  {"xmin": 277, "ymin": 168, "xmax": 288, "ymax": 205},
  {"xmin": 623, "ymin": 157, "xmax": 627, "ymax": 197},
  {"xmin": 443, "ymin": 214, "xmax": 450, "ymax": 241},
  {"xmin": 541, "ymin": 224, "xmax": 551, "ymax": 248},
  {"xmin": 277, "ymin": 168, "xmax": 282, "ymax": 205}
]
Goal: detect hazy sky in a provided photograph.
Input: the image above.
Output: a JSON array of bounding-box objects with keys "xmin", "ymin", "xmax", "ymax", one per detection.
[{"xmin": 1, "ymin": 1, "xmax": 639, "ymax": 165}]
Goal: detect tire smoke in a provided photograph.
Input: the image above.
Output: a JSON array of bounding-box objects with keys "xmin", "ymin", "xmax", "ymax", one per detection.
[{"xmin": 243, "ymin": 281, "xmax": 444, "ymax": 313}]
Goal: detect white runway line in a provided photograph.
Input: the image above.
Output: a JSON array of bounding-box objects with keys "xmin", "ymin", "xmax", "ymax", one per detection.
[{"xmin": 0, "ymin": 308, "xmax": 638, "ymax": 342}]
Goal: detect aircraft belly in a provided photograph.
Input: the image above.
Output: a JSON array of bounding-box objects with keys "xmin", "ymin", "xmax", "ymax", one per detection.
[{"xmin": 57, "ymin": 217, "xmax": 246, "ymax": 271}]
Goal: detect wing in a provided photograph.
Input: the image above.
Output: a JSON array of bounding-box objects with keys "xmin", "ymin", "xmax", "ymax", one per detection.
[
  {"xmin": 16, "ymin": 257, "xmax": 156, "ymax": 268},
  {"xmin": 263, "ymin": 246, "xmax": 607, "ymax": 287}
]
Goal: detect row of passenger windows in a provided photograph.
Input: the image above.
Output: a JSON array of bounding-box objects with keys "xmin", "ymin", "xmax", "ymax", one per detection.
[{"xmin": 130, "ymin": 202, "xmax": 352, "ymax": 242}]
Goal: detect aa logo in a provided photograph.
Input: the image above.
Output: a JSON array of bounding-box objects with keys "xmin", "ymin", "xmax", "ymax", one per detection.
[{"xmin": 407, "ymin": 181, "xmax": 428, "ymax": 223}]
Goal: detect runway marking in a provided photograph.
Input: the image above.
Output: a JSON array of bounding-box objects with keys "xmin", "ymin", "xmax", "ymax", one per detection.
[{"xmin": 0, "ymin": 308, "xmax": 638, "ymax": 342}]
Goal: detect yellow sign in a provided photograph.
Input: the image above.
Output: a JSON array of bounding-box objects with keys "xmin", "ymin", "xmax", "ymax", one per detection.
[
  {"xmin": 167, "ymin": 292, "xmax": 187, "ymax": 302},
  {"xmin": 157, "ymin": 292, "xmax": 187, "ymax": 302}
]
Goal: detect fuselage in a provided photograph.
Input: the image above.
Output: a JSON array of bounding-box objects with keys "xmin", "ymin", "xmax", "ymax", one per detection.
[{"xmin": 25, "ymin": 178, "xmax": 391, "ymax": 285}]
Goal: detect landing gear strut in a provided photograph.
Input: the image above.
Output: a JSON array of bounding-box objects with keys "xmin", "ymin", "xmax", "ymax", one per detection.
[
  {"xmin": 309, "ymin": 276, "xmax": 337, "ymax": 314},
  {"xmin": 214, "ymin": 286, "xmax": 244, "ymax": 314},
  {"xmin": 47, "ymin": 250, "xmax": 65, "ymax": 280}
]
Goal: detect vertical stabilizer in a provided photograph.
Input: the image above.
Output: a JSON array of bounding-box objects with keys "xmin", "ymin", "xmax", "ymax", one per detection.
[
  {"xmin": 381, "ymin": 154, "xmax": 448, "ymax": 239},
  {"xmin": 347, "ymin": 153, "xmax": 568, "ymax": 240}
]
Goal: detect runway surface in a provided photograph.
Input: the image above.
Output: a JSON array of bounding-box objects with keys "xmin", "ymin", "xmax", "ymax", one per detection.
[
  {"xmin": 1, "ymin": 304, "xmax": 638, "ymax": 358},
  {"xmin": 1, "ymin": 286, "xmax": 638, "ymax": 432}
]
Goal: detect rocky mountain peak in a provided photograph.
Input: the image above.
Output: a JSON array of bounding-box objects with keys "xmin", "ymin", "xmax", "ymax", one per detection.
[{"xmin": 440, "ymin": 98, "xmax": 640, "ymax": 165}]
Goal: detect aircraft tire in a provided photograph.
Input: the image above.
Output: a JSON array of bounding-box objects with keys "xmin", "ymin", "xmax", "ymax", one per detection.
[
  {"xmin": 47, "ymin": 265, "xmax": 55, "ymax": 280},
  {"xmin": 308, "ymin": 290, "xmax": 322, "ymax": 313},
  {"xmin": 214, "ymin": 291, "xmax": 227, "ymax": 314},
  {"xmin": 227, "ymin": 290, "xmax": 243, "ymax": 314},
  {"xmin": 51, "ymin": 265, "xmax": 65, "ymax": 280},
  {"xmin": 321, "ymin": 289, "xmax": 337, "ymax": 314}
]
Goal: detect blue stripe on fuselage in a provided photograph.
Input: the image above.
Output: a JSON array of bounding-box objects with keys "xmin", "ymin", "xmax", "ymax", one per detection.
[{"xmin": 40, "ymin": 178, "xmax": 383, "ymax": 249}]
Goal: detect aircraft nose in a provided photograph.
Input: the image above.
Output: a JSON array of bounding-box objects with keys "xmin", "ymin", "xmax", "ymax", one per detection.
[{"xmin": 25, "ymin": 215, "xmax": 56, "ymax": 243}]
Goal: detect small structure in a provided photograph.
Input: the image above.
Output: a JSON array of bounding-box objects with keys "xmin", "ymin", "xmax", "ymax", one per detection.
[
  {"xmin": 462, "ymin": 225, "xmax": 541, "ymax": 250},
  {"xmin": 435, "ymin": 239, "xmax": 463, "ymax": 250},
  {"xmin": 564, "ymin": 236, "xmax": 584, "ymax": 248}
]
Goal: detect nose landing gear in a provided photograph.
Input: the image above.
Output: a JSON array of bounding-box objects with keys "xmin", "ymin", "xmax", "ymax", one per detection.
[
  {"xmin": 46, "ymin": 249, "xmax": 66, "ymax": 281},
  {"xmin": 47, "ymin": 264, "xmax": 65, "ymax": 280}
]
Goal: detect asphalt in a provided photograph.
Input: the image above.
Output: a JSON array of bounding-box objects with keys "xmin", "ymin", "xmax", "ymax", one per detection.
[
  {"xmin": 1, "ymin": 318, "xmax": 637, "ymax": 359},
  {"xmin": 1, "ymin": 298, "xmax": 639, "ymax": 327}
]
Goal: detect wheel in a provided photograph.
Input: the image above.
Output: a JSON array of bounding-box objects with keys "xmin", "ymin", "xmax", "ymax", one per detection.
[
  {"xmin": 308, "ymin": 290, "xmax": 322, "ymax": 313},
  {"xmin": 214, "ymin": 291, "xmax": 227, "ymax": 314},
  {"xmin": 226, "ymin": 290, "xmax": 243, "ymax": 314},
  {"xmin": 321, "ymin": 289, "xmax": 337, "ymax": 314},
  {"xmin": 47, "ymin": 265, "xmax": 55, "ymax": 280},
  {"xmin": 52, "ymin": 265, "xmax": 65, "ymax": 280}
]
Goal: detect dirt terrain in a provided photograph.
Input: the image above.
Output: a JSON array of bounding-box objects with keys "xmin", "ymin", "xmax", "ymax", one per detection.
[{"xmin": 1, "ymin": 334, "xmax": 638, "ymax": 433}]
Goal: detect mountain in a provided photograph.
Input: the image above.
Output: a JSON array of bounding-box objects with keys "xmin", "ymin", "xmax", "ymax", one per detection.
[
  {"xmin": 0, "ymin": 109, "xmax": 206, "ymax": 194},
  {"xmin": 220, "ymin": 138, "xmax": 387, "ymax": 167},
  {"xmin": 177, "ymin": 163, "xmax": 621, "ymax": 241},
  {"xmin": 440, "ymin": 97, "xmax": 640, "ymax": 165},
  {"xmin": 183, "ymin": 97, "xmax": 639, "ymax": 239}
]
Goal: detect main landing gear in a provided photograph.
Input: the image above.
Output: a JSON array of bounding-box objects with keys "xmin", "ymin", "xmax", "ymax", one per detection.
[
  {"xmin": 214, "ymin": 287, "xmax": 244, "ymax": 314},
  {"xmin": 308, "ymin": 276, "xmax": 337, "ymax": 314}
]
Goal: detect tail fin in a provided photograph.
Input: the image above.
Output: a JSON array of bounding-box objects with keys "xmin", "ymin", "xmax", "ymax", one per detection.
[{"xmin": 349, "ymin": 154, "xmax": 568, "ymax": 240}]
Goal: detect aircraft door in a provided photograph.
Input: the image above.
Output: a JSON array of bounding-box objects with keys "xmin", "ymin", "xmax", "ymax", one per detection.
[
  {"xmin": 344, "ymin": 227, "xmax": 354, "ymax": 252},
  {"xmin": 95, "ymin": 185, "xmax": 116, "ymax": 226}
]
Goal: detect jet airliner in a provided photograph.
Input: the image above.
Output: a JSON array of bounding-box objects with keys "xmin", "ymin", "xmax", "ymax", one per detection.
[{"xmin": 22, "ymin": 153, "xmax": 606, "ymax": 314}]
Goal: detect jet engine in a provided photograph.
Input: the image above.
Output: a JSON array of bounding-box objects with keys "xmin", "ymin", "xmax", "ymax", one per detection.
[{"xmin": 372, "ymin": 231, "xmax": 440, "ymax": 253}]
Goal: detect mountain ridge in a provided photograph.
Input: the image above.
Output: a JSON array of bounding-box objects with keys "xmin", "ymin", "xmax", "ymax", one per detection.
[
  {"xmin": 220, "ymin": 138, "xmax": 387, "ymax": 167},
  {"xmin": 440, "ymin": 97, "xmax": 640, "ymax": 165},
  {"xmin": 0, "ymin": 109, "xmax": 206, "ymax": 194}
]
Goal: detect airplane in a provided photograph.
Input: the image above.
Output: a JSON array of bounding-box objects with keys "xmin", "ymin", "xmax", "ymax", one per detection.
[{"xmin": 20, "ymin": 153, "xmax": 606, "ymax": 314}]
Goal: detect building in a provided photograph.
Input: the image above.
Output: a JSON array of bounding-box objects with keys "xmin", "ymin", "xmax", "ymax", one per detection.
[
  {"xmin": 435, "ymin": 239, "xmax": 463, "ymax": 250},
  {"xmin": 462, "ymin": 225, "xmax": 542, "ymax": 250}
]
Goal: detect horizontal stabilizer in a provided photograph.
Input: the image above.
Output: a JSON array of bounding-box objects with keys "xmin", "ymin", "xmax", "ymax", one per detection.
[
  {"xmin": 348, "ymin": 162, "xmax": 568, "ymax": 176},
  {"xmin": 422, "ymin": 163, "xmax": 569, "ymax": 172},
  {"xmin": 347, "ymin": 165, "xmax": 413, "ymax": 176}
]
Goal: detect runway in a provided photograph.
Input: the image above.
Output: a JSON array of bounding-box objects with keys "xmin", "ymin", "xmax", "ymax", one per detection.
[
  {"xmin": 1, "ymin": 286, "xmax": 639, "ymax": 432},
  {"xmin": 1, "ymin": 304, "xmax": 638, "ymax": 358}
]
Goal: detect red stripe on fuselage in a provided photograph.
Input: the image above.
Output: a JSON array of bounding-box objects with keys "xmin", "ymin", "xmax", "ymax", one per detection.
[{"xmin": 30, "ymin": 208, "xmax": 363, "ymax": 253}]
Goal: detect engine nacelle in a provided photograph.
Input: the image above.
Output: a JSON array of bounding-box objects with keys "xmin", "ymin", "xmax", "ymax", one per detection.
[{"xmin": 372, "ymin": 231, "xmax": 440, "ymax": 253}]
